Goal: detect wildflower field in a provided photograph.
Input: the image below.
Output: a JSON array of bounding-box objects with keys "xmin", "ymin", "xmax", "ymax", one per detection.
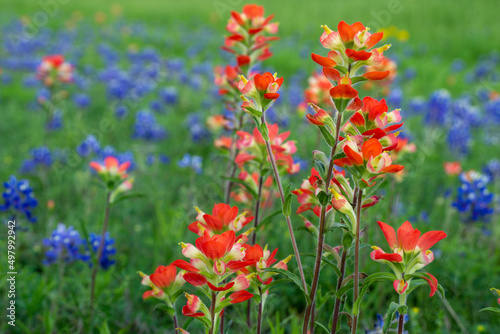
[{"xmin": 1, "ymin": 0, "xmax": 500, "ymax": 333}]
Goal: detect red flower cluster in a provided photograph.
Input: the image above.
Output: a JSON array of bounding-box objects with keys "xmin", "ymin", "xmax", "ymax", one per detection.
[
  {"xmin": 139, "ymin": 203, "xmax": 290, "ymax": 331},
  {"xmin": 235, "ymin": 123, "xmax": 299, "ymax": 175},
  {"xmin": 223, "ymin": 4, "xmax": 279, "ymax": 69}
]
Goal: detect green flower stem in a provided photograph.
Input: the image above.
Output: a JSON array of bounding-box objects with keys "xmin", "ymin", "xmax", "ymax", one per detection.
[
  {"xmin": 89, "ymin": 190, "xmax": 112, "ymax": 328},
  {"xmin": 398, "ymin": 293, "xmax": 407, "ymax": 334},
  {"xmin": 351, "ymin": 187, "xmax": 363, "ymax": 334},
  {"xmin": 260, "ymin": 114, "xmax": 309, "ymax": 294},
  {"xmin": 303, "ymin": 111, "xmax": 343, "ymax": 333}
]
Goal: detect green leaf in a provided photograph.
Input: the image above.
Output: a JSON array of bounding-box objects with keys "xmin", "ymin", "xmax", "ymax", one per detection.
[
  {"xmin": 221, "ymin": 176, "xmax": 258, "ymax": 199},
  {"xmin": 317, "ymin": 191, "xmax": 330, "ymax": 206},
  {"xmin": 283, "ymin": 193, "xmax": 292, "ymax": 216},
  {"xmin": 382, "ymin": 302, "xmax": 400, "ymax": 333},
  {"xmin": 334, "ymin": 65, "xmax": 348, "ymax": 74},
  {"xmin": 260, "ymin": 122, "xmax": 270, "ymax": 141},
  {"xmin": 350, "ymin": 76, "xmax": 368, "ymax": 85},
  {"xmin": 336, "ymin": 280, "xmax": 354, "ymax": 298},
  {"xmin": 245, "ymin": 106, "xmax": 263, "ymax": 117},
  {"xmin": 340, "ymin": 109, "xmax": 357, "ymax": 129},
  {"xmin": 264, "ymin": 268, "xmax": 311, "ymax": 305},
  {"xmin": 110, "ymin": 193, "xmax": 146, "ymax": 206},
  {"xmin": 319, "ymin": 126, "xmax": 336, "ymax": 146},
  {"xmin": 352, "ymin": 272, "xmax": 397, "ymax": 315},
  {"xmin": 321, "ymin": 256, "xmax": 342, "ymax": 278},
  {"xmin": 98, "ymin": 321, "xmax": 111, "ymax": 334},
  {"xmin": 315, "ymin": 321, "xmax": 330, "ymax": 333},
  {"xmin": 480, "ymin": 307, "xmax": 500, "ymax": 313}
]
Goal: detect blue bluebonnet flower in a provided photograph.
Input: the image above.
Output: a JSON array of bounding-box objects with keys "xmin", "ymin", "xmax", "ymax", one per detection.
[
  {"xmin": 447, "ymin": 122, "xmax": 471, "ymax": 157},
  {"xmin": 114, "ymin": 104, "xmax": 128, "ymax": 119},
  {"xmin": 20, "ymin": 146, "xmax": 53, "ymax": 174},
  {"xmin": 149, "ymin": 99, "xmax": 163, "ymax": 113},
  {"xmin": 145, "ymin": 154, "xmax": 171, "ymax": 166},
  {"xmin": 43, "ymin": 224, "xmax": 89, "ymax": 265},
  {"xmin": 425, "ymin": 89, "xmax": 451, "ymax": 126},
  {"xmin": 403, "ymin": 67, "xmax": 416, "ymax": 80},
  {"xmin": 178, "ymin": 154, "xmax": 202, "ymax": 174},
  {"xmin": 387, "ymin": 87, "xmax": 403, "ymax": 108},
  {"xmin": 159, "ymin": 154, "xmax": 170, "ymax": 164},
  {"xmin": 483, "ymin": 160, "xmax": 500, "ymax": 181},
  {"xmin": 365, "ymin": 314, "xmax": 384, "ymax": 334},
  {"xmin": 485, "ymin": 98, "xmax": 500, "ymax": 124},
  {"xmin": 159, "ymin": 86, "xmax": 178, "ymax": 105},
  {"xmin": 87, "ymin": 232, "xmax": 116, "ymax": 270},
  {"xmin": 452, "ymin": 171, "xmax": 494, "ymax": 223},
  {"xmin": 0, "ymin": 175, "xmax": 38, "ymax": 223},
  {"xmin": 365, "ymin": 313, "xmax": 408, "ymax": 334},
  {"xmin": 450, "ymin": 59, "xmax": 465, "ymax": 72},
  {"xmin": 77, "ymin": 135, "xmax": 101, "ymax": 157},
  {"xmin": 186, "ymin": 113, "xmax": 210, "ymax": 142},
  {"xmin": 407, "ymin": 97, "xmax": 426, "ymax": 114},
  {"xmin": 133, "ymin": 110, "xmax": 167, "ymax": 141},
  {"xmin": 46, "ymin": 110, "xmax": 63, "ymax": 131},
  {"xmin": 73, "ymin": 93, "xmax": 91, "ymax": 108}
]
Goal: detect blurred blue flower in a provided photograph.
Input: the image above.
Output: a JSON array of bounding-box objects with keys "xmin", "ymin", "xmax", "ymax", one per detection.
[
  {"xmin": 186, "ymin": 113, "xmax": 210, "ymax": 142},
  {"xmin": 483, "ymin": 160, "xmax": 500, "ymax": 181},
  {"xmin": 178, "ymin": 153, "xmax": 202, "ymax": 174},
  {"xmin": 87, "ymin": 232, "xmax": 116, "ymax": 270},
  {"xmin": 426, "ymin": 89, "xmax": 451, "ymax": 126},
  {"xmin": 133, "ymin": 110, "xmax": 167, "ymax": 141},
  {"xmin": 159, "ymin": 86, "xmax": 178, "ymax": 105},
  {"xmin": 77, "ymin": 135, "xmax": 101, "ymax": 157},
  {"xmin": 43, "ymin": 224, "xmax": 89, "ymax": 265},
  {"xmin": 0, "ymin": 175, "xmax": 37, "ymax": 223},
  {"xmin": 73, "ymin": 93, "xmax": 91, "ymax": 108},
  {"xmin": 452, "ymin": 171, "xmax": 494, "ymax": 223}
]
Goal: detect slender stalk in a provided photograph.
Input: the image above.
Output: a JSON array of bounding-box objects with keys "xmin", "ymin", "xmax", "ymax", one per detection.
[
  {"xmin": 309, "ymin": 302, "xmax": 316, "ymax": 334},
  {"xmin": 397, "ymin": 293, "xmax": 407, "ymax": 334},
  {"xmin": 224, "ymin": 111, "xmax": 245, "ymax": 203},
  {"xmin": 89, "ymin": 191, "xmax": 112, "ymax": 325},
  {"xmin": 251, "ymin": 170, "xmax": 265, "ymax": 245},
  {"xmin": 247, "ymin": 169, "xmax": 265, "ymax": 328},
  {"xmin": 330, "ymin": 245, "xmax": 348, "ymax": 333},
  {"xmin": 173, "ymin": 313, "xmax": 179, "ymax": 334},
  {"xmin": 397, "ymin": 313, "xmax": 404, "ymax": 334},
  {"xmin": 351, "ymin": 187, "xmax": 363, "ymax": 334},
  {"xmin": 260, "ymin": 115, "xmax": 308, "ymax": 294},
  {"xmin": 220, "ymin": 313, "xmax": 224, "ymax": 334},
  {"xmin": 303, "ymin": 112, "xmax": 343, "ymax": 332},
  {"xmin": 256, "ymin": 288, "xmax": 263, "ymax": 334},
  {"xmin": 209, "ymin": 292, "xmax": 217, "ymax": 334}
]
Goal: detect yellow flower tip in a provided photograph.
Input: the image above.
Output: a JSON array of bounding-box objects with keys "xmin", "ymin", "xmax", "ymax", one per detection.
[
  {"xmin": 273, "ymin": 72, "xmax": 278, "ymax": 78},
  {"xmin": 371, "ymin": 246, "xmax": 380, "ymax": 250},
  {"xmin": 240, "ymin": 94, "xmax": 249, "ymax": 102},
  {"xmin": 179, "ymin": 242, "xmax": 187, "ymax": 248},
  {"xmin": 377, "ymin": 44, "xmax": 392, "ymax": 53},
  {"xmin": 247, "ymin": 272, "xmax": 256, "ymax": 279},
  {"xmin": 283, "ymin": 255, "xmax": 293, "ymax": 264},
  {"xmin": 411, "ymin": 307, "xmax": 420, "ymax": 314},
  {"xmin": 137, "ymin": 271, "xmax": 146, "ymax": 277},
  {"xmin": 239, "ymin": 75, "xmax": 248, "ymax": 84},
  {"xmin": 321, "ymin": 24, "xmax": 333, "ymax": 34},
  {"xmin": 194, "ymin": 206, "xmax": 202, "ymax": 214},
  {"xmin": 491, "ymin": 287, "xmax": 500, "ymax": 295}
]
